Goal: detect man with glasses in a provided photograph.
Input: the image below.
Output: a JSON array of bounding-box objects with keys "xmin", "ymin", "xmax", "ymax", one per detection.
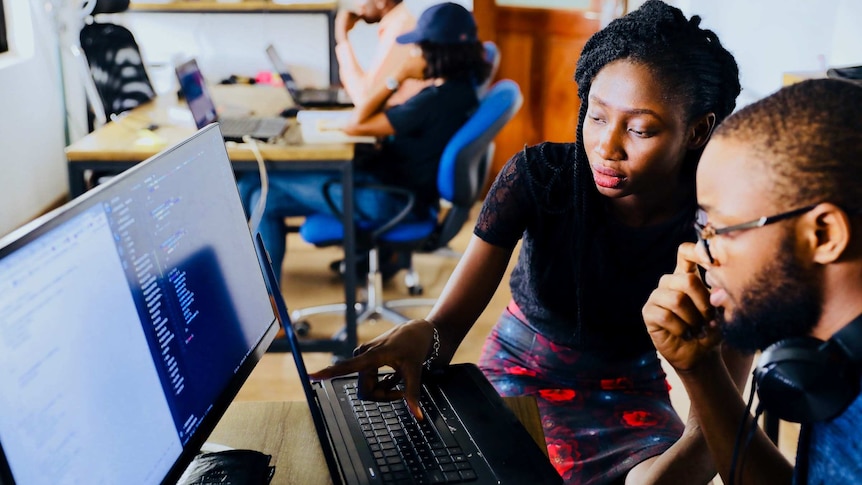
[{"xmin": 643, "ymin": 78, "xmax": 862, "ymax": 484}]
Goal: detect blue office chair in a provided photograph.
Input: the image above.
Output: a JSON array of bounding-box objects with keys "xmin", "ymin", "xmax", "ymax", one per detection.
[{"xmin": 290, "ymin": 80, "xmax": 523, "ymax": 335}]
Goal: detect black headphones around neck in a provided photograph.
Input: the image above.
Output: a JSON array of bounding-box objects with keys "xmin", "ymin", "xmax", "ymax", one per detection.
[{"xmin": 753, "ymin": 314, "xmax": 862, "ymax": 424}]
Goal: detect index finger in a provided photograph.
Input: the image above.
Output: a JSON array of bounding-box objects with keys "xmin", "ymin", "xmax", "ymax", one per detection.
[
  {"xmin": 673, "ymin": 242, "xmax": 703, "ymax": 276},
  {"xmin": 309, "ymin": 351, "xmax": 380, "ymax": 381},
  {"xmin": 400, "ymin": 363, "xmax": 424, "ymax": 420}
]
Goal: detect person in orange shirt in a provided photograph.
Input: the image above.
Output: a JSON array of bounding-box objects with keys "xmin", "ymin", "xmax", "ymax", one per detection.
[{"xmin": 335, "ymin": 0, "xmax": 426, "ymax": 106}]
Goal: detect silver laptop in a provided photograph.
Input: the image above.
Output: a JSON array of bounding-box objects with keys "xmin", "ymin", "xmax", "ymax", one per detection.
[
  {"xmin": 175, "ymin": 58, "xmax": 289, "ymax": 142},
  {"xmin": 265, "ymin": 44, "xmax": 353, "ymax": 108}
]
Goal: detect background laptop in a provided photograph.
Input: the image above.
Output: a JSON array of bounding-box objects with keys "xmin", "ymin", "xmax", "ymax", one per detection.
[
  {"xmin": 254, "ymin": 235, "xmax": 563, "ymax": 485},
  {"xmin": 265, "ymin": 44, "xmax": 353, "ymax": 108},
  {"xmin": 0, "ymin": 125, "xmax": 280, "ymax": 484},
  {"xmin": 175, "ymin": 58, "xmax": 288, "ymax": 142}
]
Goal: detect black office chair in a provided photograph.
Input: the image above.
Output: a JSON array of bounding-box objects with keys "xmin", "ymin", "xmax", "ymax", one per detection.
[
  {"xmin": 290, "ymin": 80, "xmax": 523, "ymax": 338},
  {"xmin": 75, "ymin": 0, "xmax": 155, "ymax": 129}
]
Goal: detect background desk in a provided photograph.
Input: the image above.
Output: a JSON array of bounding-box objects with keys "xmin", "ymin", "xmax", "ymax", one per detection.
[
  {"xmin": 64, "ymin": 85, "xmax": 354, "ymax": 196},
  {"xmin": 207, "ymin": 398, "xmax": 547, "ymax": 484},
  {"xmin": 64, "ymin": 85, "xmax": 360, "ymax": 357}
]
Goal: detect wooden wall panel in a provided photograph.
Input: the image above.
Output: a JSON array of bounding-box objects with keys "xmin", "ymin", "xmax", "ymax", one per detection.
[
  {"xmin": 474, "ymin": 3, "xmax": 600, "ymax": 178},
  {"xmin": 493, "ymin": 32, "xmax": 535, "ymax": 170},
  {"xmin": 539, "ymin": 36, "xmax": 586, "ymax": 143}
]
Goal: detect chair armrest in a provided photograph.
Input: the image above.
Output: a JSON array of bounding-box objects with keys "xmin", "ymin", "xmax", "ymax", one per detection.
[{"xmin": 319, "ymin": 179, "xmax": 418, "ymax": 242}]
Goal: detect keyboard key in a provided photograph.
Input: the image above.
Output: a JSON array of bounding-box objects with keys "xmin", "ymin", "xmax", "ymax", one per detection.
[
  {"xmin": 425, "ymin": 470, "xmax": 446, "ymax": 484},
  {"xmin": 459, "ymin": 469, "xmax": 477, "ymax": 481},
  {"xmin": 443, "ymin": 471, "xmax": 461, "ymax": 482}
]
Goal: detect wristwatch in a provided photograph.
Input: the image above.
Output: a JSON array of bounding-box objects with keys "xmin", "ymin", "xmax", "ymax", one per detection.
[{"xmin": 385, "ymin": 76, "xmax": 400, "ymax": 91}]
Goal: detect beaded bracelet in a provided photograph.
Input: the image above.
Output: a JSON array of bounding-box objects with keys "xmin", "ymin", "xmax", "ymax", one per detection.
[{"xmin": 422, "ymin": 326, "xmax": 440, "ymax": 371}]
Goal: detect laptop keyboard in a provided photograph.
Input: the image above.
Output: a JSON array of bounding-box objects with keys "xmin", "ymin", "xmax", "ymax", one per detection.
[
  {"xmin": 343, "ymin": 382, "xmax": 478, "ymax": 484},
  {"xmin": 219, "ymin": 117, "xmax": 286, "ymax": 140}
]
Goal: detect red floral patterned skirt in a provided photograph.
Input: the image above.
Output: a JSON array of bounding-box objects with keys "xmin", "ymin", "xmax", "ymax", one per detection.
[{"xmin": 477, "ymin": 302, "xmax": 683, "ymax": 485}]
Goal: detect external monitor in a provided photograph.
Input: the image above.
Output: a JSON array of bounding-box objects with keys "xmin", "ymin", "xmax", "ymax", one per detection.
[{"xmin": 0, "ymin": 124, "xmax": 279, "ymax": 484}]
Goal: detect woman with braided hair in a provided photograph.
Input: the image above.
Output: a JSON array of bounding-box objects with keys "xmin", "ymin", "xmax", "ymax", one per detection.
[{"xmin": 312, "ymin": 1, "xmax": 748, "ymax": 483}]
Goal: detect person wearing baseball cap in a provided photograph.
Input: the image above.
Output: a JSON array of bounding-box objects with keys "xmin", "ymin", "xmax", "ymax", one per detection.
[
  {"xmin": 395, "ymin": 2, "xmax": 478, "ymax": 45},
  {"xmin": 338, "ymin": 1, "xmax": 490, "ymax": 215},
  {"xmin": 237, "ymin": 2, "xmax": 491, "ymax": 283}
]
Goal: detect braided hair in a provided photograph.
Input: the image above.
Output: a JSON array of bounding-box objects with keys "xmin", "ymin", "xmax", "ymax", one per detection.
[{"xmin": 566, "ymin": 0, "xmax": 740, "ymax": 341}]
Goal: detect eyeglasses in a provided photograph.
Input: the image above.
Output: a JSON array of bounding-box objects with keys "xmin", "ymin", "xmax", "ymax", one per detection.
[{"xmin": 694, "ymin": 204, "xmax": 819, "ymax": 263}]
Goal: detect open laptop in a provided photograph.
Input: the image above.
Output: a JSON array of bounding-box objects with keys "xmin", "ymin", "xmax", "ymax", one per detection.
[
  {"xmin": 255, "ymin": 236, "xmax": 563, "ymax": 484},
  {"xmin": 0, "ymin": 125, "xmax": 280, "ymax": 484},
  {"xmin": 265, "ymin": 44, "xmax": 353, "ymax": 108},
  {"xmin": 175, "ymin": 58, "xmax": 289, "ymax": 142}
]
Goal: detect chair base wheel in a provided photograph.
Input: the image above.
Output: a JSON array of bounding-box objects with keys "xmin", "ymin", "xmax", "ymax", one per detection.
[{"xmin": 294, "ymin": 320, "xmax": 311, "ymax": 337}]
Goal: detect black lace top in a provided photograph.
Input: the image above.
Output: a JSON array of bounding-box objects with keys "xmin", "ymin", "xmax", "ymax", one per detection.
[{"xmin": 475, "ymin": 142, "xmax": 695, "ymax": 357}]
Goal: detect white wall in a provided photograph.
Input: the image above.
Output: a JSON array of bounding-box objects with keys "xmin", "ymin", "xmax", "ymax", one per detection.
[
  {"xmin": 0, "ymin": 0, "xmax": 76, "ymax": 237},
  {"xmin": 683, "ymin": 0, "xmax": 841, "ymax": 106},
  {"xmin": 828, "ymin": 0, "xmax": 862, "ymax": 68},
  {"xmin": 633, "ymin": 0, "xmax": 862, "ymax": 108},
  {"xmin": 122, "ymin": 11, "xmax": 335, "ymax": 89}
]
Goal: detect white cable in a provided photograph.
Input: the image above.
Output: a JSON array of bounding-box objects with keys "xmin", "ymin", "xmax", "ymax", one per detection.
[
  {"xmin": 80, "ymin": 0, "xmax": 97, "ymax": 19},
  {"xmin": 70, "ymin": 43, "xmax": 109, "ymax": 128},
  {"xmin": 243, "ymin": 136, "xmax": 269, "ymax": 235}
]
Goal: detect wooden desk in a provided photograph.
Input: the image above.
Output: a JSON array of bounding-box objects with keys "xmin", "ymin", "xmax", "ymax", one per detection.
[
  {"xmin": 65, "ymin": 85, "xmax": 360, "ymax": 357},
  {"xmin": 65, "ymin": 85, "xmax": 354, "ymax": 195},
  {"xmin": 206, "ymin": 398, "xmax": 547, "ymax": 484}
]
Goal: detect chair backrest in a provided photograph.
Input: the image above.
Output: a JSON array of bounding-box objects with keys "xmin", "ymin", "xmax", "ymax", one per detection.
[
  {"xmin": 86, "ymin": 0, "xmax": 130, "ymax": 15},
  {"xmin": 81, "ymin": 0, "xmax": 131, "ymax": 15},
  {"xmin": 431, "ymin": 79, "xmax": 522, "ymax": 248},
  {"xmin": 78, "ymin": 22, "xmax": 155, "ymax": 124},
  {"xmin": 476, "ymin": 41, "xmax": 500, "ymax": 98}
]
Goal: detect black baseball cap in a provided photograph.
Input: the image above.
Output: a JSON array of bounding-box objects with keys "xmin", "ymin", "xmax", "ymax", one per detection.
[{"xmin": 396, "ymin": 2, "xmax": 478, "ymax": 45}]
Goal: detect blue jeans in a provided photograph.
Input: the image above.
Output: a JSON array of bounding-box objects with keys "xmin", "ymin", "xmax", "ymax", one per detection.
[{"xmin": 237, "ymin": 170, "xmax": 410, "ymax": 277}]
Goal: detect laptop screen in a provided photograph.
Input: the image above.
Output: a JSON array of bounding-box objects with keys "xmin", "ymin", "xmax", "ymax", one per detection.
[
  {"xmin": 175, "ymin": 59, "xmax": 219, "ymax": 129},
  {"xmin": 0, "ymin": 125, "xmax": 279, "ymax": 484},
  {"xmin": 264, "ymin": 44, "xmax": 301, "ymax": 100}
]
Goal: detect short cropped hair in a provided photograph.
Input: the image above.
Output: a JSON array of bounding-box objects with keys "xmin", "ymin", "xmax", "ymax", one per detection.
[{"xmin": 714, "ymin": 79, "xmax": 862, "ymax": 209}]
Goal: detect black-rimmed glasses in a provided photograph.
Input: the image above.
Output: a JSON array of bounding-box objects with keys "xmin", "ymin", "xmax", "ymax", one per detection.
[{"xmin": 694, "ymin": 204, "xmax": 819, "ymax": 263}]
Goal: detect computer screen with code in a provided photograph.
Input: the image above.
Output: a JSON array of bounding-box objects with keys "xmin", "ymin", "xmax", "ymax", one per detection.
[{"xmin": 0, "ymin": 125, "xmax": 278, "ymax": 484}]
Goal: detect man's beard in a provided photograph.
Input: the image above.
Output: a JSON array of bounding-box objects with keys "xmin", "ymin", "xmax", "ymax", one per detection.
[{"xmin": 716, "ymin": 237, "xmax": 821, "ymax": 353}]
